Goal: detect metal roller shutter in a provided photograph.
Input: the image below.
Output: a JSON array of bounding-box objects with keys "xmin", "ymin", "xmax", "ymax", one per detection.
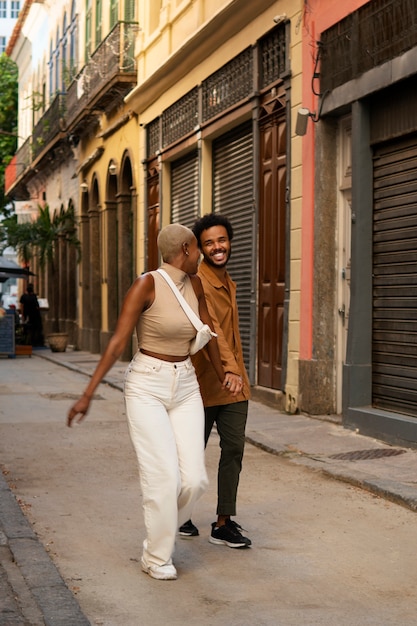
[
  {"xmin": 212, "ymin": 121, "xmax": 254, "ymax": 373},
  {"xmin": 373, "ymin": 134, "xmax": 417, "ymax": 417},
  {"xmin": 171, "ymin": 151, "xmax": 199, "ymax": 228}
]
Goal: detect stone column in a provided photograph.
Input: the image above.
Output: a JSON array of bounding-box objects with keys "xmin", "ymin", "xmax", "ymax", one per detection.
[
  {"xmin": 80, "ymin": 211, "xmax": 91, "ymax": 351},
  {"xmin": 58, "ymin": 233, "xmax": 67, "ymax": 332},
  {"xmin": 117, "ymin": 191, "xmax": 133, "ymax": 361},
  {"xmin": 102, "ymin": 200, "xmax": 117, "ymax": 351},
  {"xmin": 88, "ymin": 204, "xmax": 101, "ymax": 353}
]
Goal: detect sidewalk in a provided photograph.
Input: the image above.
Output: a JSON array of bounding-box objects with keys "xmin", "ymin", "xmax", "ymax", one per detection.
[{"xmin": 39, "ymin": 348, "xmax": 417, "ymax": 513}]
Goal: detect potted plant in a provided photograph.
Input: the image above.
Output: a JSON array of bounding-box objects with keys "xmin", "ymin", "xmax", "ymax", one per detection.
[{"xmin": 1, "ymin": 201, "xmax": 81, "ymax": 352}]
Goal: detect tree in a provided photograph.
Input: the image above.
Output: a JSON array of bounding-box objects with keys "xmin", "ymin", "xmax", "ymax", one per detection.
[
  {"xmin": 0, "ymin": 54, "xmax": 18, "ymax": 217},
  {"xmin": 0, "ymin": 201, "xmax": 81, "ymax": 333}
]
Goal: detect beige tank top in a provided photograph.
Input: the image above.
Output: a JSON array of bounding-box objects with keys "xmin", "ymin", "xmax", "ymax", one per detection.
[{"xmin": 136, "ymin": 263, "xmax": 199, "ymax": 356}]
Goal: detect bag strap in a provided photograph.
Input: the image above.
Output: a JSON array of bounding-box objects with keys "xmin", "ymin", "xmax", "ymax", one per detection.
[{"xmin": 156, "ymin": 268, "xmax": 203, "ymax": 331}]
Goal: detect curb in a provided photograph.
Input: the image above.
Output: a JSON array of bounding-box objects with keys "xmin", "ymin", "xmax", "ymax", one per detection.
[{"xmin": 0, "ymin": 472, "xmax": 91, "ymax": 626}]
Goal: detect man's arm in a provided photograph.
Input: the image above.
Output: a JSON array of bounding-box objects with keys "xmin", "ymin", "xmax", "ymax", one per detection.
[{"xmin": 202, "ymin": 287, "xmax": 241, "ymax": 375}]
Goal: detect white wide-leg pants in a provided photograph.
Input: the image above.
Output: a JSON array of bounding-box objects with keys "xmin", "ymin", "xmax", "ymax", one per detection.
[{"xmin": 124, "ymin": 351, "xmax": 208, "ymax": 568}]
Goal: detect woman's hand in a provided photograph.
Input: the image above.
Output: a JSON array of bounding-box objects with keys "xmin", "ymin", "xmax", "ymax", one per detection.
[
  {"xmin": 67, "ymin": 394, "xmax": 92, "ymax": 427},
  {"xmin": 66, "ymin": 273, "xmax": 154, "ymax": 429}
]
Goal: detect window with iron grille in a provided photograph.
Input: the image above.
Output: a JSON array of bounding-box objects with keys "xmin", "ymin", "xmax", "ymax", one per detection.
[
  {"xmin": 321, "ymin": 0, "xmax": 417, "ymax": 92},
  {"xmin": 202, "ymin": 47, "xmax": 253, "ymax": 123},
  {"xmin": 147, "ymin": 117, "xmax": 160, "ymax": 157},
  {"xmin": 149, "ymin": 25, "xmax": 287, "ymax": 158},
  {"xmin": 161, "ymin": 88, "xmax": 198, "ymax": 148},
  {"xmin": 259, "ymin": 24, "xmax": 287, "ymax": 89}
]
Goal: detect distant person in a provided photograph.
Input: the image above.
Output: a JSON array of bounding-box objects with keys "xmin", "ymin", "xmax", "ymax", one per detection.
[
  {"xmin": 179, "ymin": 214, "xmax": 251, "ymax": 548},
  {"xmin": 19, "ymin": 283, "xmax": 44, "ymax": 346},
  {"xmin": 67, "ymin": 224, "xmax": 237, "ymax": 581}
]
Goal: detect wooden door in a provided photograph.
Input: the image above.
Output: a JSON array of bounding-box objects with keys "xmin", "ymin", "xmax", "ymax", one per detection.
[
  {"xmin": 147, "ymin": 158, "xmax": 159, "ymax": 271},
  {"xmin": 258, "ymin": 99, "xmax": 287, "ymax": 389}
]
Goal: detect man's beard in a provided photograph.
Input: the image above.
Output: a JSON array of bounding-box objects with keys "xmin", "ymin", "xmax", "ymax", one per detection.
[{"xmin": 203, "ymin": 248, "xmax": 231, "ymax": 269}]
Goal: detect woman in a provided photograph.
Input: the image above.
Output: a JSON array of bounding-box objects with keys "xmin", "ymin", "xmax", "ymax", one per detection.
[{"xmin": 67, "ymin": 224, "xmax": 239, "ymax": 581}]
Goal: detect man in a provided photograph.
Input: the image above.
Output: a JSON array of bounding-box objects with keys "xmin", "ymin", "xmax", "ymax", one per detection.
[
  {"xmin": 179, "ymin": 213, "xmax": 251, "ymax": 548},
  {"xmin": 19, "ymin": 283, "xmax": 44, "ymax": 347}
]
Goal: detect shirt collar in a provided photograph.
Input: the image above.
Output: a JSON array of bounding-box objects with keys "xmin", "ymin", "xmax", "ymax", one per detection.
[{"xmin": 199, "ymin": 259, "xmax": 228, "ymax": 288}]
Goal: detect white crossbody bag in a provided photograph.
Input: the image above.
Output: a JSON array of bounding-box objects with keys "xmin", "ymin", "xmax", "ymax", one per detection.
[{"xmin": 157, "ymin": 268, "xmax": 217, "ymax": 354}]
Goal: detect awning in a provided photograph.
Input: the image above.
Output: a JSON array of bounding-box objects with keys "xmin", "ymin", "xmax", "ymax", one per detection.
[{"xmin": 0, "ymin": 256, "xmax": 35, "ymax": 282}]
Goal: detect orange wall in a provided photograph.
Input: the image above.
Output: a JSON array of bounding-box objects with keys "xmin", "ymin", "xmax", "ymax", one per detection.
[{"xmin": 299, "ymin": 0, "xmax": 371, "ymax": 360}]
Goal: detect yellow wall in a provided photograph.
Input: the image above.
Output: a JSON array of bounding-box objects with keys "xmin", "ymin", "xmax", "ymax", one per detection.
[{"xmin": 131, "ymin": 0, "xmax": 304, "ymax": 402}]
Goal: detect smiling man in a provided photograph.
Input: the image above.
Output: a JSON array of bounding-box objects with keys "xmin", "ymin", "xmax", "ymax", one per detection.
[{"xmin": 179, "ymin": 213, "xmax": 251, "ymax": 549}]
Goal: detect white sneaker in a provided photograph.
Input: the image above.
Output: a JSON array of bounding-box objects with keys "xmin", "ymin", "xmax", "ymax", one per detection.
[{"xmin": 141, "ymin": 558, "xmax": 177, "ymax": 580}]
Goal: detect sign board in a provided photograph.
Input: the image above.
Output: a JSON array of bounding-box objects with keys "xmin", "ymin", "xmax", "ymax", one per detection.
[{"xmin": 0, "ymin": 313, "xmax": 15, "ymax": 356}]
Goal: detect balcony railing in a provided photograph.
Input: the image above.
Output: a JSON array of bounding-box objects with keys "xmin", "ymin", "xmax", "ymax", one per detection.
[
  {"xmin": 32, "ymin": 93, "xmax": 66, "ymax": 160},
  {"xmin": 66, "ymin": 21, "xmax": 138, "ymax": 131},
  {"xmin": 5, "ymin": 22, "xmax": 138, "ymax": 199}
]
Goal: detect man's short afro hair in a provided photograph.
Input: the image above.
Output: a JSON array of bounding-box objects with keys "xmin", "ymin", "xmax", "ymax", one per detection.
[{"xmin": 192, "ymin": 213, "xmax": 233, "ymax": 248}]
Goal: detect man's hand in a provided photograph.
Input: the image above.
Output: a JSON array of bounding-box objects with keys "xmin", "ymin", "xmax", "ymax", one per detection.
[{"xmin": 222, "ymin": 372, "xmax": 243, "ymax": 396}]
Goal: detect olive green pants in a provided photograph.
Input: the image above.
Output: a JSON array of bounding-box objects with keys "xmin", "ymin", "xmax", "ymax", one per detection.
[{"xmin": 204, "ymin": 400, "xmax": 248, "ymax": 516}]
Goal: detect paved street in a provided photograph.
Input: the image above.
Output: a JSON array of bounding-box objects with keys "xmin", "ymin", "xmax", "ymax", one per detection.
[{"xmin": 1, "ymin": 352, "xmax": 417, "ymax": 625}]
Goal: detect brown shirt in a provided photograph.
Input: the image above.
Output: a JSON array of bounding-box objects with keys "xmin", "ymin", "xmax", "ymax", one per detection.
[{"xmin": 192, "ymin": 259, "xmax": 250, "ymax": 407}]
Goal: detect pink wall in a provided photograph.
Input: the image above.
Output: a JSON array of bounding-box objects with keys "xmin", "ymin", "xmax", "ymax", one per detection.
[{"xmin": 299, "ymin": 0, "xmax": 371, "ymax": 360}]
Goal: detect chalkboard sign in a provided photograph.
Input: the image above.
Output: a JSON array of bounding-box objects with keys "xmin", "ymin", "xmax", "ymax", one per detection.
[{"xmin": 0, "ymin": 313, "xmax": 15, "ymax": 356}]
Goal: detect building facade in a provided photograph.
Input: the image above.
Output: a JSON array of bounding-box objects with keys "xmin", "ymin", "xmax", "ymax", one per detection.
[
  {"xmin": 299, "ymin": 0, "xmax": 417, "ymax": 447},
  {"xmin": 6, "ymin": 0, "xmax": 305, "ymax": 408},
  {"xmin": 0, "ymin": 0, "xmax": 20, "ymax": 52},
  {"xmin": 125, "ymin": 0, "xmax": 301, "ymax": 406}
]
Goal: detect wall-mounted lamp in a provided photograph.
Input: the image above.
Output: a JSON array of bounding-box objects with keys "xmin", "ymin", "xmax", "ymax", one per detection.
[
  {"xmin": 68, "ymin": 133, "xmax": 80, "ymax": 148},
  {"xmin": 80, "ymin": 181, "xmax": 88, "ymax": 192},
  {"xmin": 296, "ymin": 41, "xmax": 329, "ymax": 136},
  {"xmin": 295, "ymin": 108, "xmax": 314, "ymax": 136},
  {"xmin": 273, "ymin": 14, "xmax": 287, "ymax": 24},
  {"xmin": 295, "ymin": 98, "xmax": 327, "ymax": 136},
  {"xmin": 108, "ymin": 162, "xmax": 117, "ymax": 175}
]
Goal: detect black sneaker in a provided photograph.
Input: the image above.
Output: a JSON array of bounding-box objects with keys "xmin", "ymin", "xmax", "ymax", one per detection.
[
  {"xmin": 179, "ymin": 519, "xmax": 199, "ymax": 538},
  {"xmin": 209, "ymin": 519, "xmax": 251, "ymax": 548}
]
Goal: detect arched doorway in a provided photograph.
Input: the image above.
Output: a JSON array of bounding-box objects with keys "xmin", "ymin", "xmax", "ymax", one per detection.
[
  {"xmin": 80, "ymin": 183, "xmax": 90, "ymax": 350},
  {"xmin": 146, "ymin": 157, "xmax": 159, "ymax": 271},
  {"xmin": 104, "ymin": 163, "xmax": 118, "ymax": 348},
  {"xmin": 88, "ymin": 175, "xmax": 102, "ymax": 353},
  {"xmin": 117, "ymin": 153, "xmax": 136, "ymax": 360}
]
